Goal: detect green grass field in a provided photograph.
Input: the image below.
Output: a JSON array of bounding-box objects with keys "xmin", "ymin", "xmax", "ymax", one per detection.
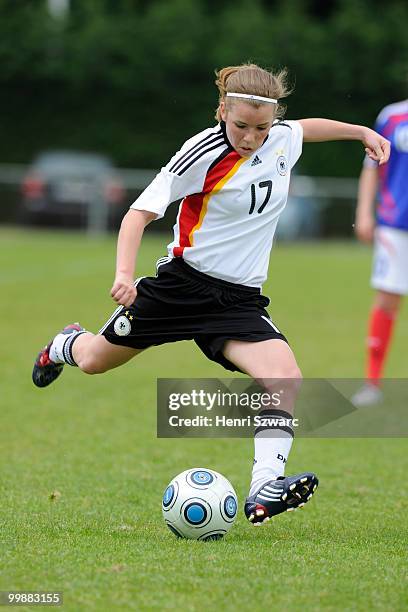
[{"xmin": 0, "ymin": 228, "xmax": 407, "ymax": 611}]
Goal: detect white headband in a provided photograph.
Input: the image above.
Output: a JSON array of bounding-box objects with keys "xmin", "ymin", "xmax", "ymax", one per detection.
[{"xmin": 226, "ymin": 92, "xmax": 278, "ymax": 104}]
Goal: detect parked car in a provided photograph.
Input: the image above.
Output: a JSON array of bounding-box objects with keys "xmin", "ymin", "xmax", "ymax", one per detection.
[{"xmin": 21, "ymin": 150, "xmax": 126, "ymax": 229}]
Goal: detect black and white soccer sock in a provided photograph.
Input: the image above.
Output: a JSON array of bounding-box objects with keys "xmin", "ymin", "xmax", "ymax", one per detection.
[
  {"xmin": 249, "ymin": 409, "xmax": 295, "ymax": 496},
  {"xmin": 49, "ymin": 330, "xmax": 87, "ymax": 366}
]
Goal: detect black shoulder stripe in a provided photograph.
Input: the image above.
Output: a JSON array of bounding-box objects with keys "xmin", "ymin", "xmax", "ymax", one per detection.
[
  {"xmin": 169, "ymin": 128, "xmax": 223, "ymax": 173},
  {"xmin": 272, "ymin": 121, "xmax": 292, "ymax": 130},
  {"xmin": 176, "ymin": 141, "xmax": 226, "ymax": 176},
  {"xmin": 170, "ymin": 133, "xmax": 225, "ymax": 174}
]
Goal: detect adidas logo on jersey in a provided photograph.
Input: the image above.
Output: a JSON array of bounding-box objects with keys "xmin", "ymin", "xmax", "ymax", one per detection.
[{"xmin": 251, "ymin": 155, "xmax": 262, "ymax": 166}]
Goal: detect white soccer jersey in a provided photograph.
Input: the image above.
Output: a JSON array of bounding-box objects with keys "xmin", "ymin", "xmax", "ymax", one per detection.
[{"xmin": 131, "ymin": 120, "xmax": 303, "ymax": 287}]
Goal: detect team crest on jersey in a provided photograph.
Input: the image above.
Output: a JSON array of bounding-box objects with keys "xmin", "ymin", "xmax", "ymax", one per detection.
[
  {"xmin": 114, "ymin": 315, "xmax": 131, "ymax": 336},
  {"xmin": 277, "ymin": 155, "xmax": 288, "ymax": 175}
]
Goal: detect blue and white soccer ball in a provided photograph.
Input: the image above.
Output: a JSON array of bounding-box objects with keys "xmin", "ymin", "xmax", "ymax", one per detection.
[{"xmin": 162, "ymin": 468, "xmax": 238, "ymax": 541}]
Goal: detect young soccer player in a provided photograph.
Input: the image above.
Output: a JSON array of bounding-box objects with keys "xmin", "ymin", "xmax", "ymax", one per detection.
[
  {"xmin": 32, "ymin": 63, "xmax": 390, "ymax": 524},
  {"xmin": 352, "ymin": 100, "xmax": 408, "ymax": 407}
]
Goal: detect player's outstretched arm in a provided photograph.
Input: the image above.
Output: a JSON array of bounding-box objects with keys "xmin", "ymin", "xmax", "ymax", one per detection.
[
  {"xmin": 111, "ymin": 209, "xmax": 157, "ymax": 307},
  {"xmin": 299, "ymin": 118, "xmax": 390, "ymax": 165}
]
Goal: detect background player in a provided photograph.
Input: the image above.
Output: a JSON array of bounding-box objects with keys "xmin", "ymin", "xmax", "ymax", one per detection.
[
  {"xmin": 32, "ymin": 63, "xmax": 390, "ymax": 523},
  {"xmin": 352, "ymin": 99, "xmax": 408, "ymax": 407}
]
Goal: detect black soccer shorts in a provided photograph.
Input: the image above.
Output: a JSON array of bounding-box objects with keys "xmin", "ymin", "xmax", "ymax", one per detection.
[{"xmin": 99, "ymin": 257, "xmax": 288, "ymax": 372}]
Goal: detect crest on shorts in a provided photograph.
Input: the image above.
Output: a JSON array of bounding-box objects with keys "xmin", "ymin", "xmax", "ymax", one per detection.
[
  {"xmin": 114, "ymin": 315, "xmax": 131, "ymax": 336},
  {"xmin": 277, "ymin": 155, "xmax": 288, "ymax": 176}
]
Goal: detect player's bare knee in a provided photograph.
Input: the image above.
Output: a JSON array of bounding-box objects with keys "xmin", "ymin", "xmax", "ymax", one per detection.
[
  {"xmin": 77, "ymin": 356, "xmax": 108, "ymax": 375},
  {"xmin": 375, "ymin": 291, "xmax": 402, "ymax": 314},
  {"xmin": 290, "ymin": 365, "xmax": 303, "ymax": 380},
  {"xmin": 270, "ymin": 365, "xmax": 302, "ymax": 380}
]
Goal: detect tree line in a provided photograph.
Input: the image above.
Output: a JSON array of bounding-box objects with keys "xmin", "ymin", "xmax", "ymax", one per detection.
[{"xmin": 0, "ymin": 0, "xmax": 407, "ymax": 176}]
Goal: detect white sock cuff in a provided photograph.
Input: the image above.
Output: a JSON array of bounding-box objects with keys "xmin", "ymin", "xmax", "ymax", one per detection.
[
  {"xmin": 62, "ymin": 331, "xmax": 86, "ymax": 366},
  {"xmin": 254, "ymin": 409, "xmax": 295, "ymax": 439},
  {"xmin": 50, "ymin": 330, "xmax": 86, "ymax": 365}
]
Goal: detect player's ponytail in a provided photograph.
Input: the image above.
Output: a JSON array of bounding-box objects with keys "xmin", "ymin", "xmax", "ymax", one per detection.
[{"xmin": 215, "ymin": 62, "xmax": 291, "ymax": 121}]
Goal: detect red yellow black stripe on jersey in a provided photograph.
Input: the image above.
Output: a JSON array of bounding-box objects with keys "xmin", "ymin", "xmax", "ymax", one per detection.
[{"xmin": 173, "ymin": 150, "xmax": 246, "ymax": 257}]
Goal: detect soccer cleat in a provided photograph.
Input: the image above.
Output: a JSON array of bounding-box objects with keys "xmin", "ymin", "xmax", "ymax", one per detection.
[
  {"xmin": 32, "ymin": 323, "xmax": 84, "ymax": 388},
  {"xmin": 351, "ymin": 383, "xmax": 383, "ymax": 408},
  {"xmin": 244, "ymin": 472, "xmax": 319, "ymax": 524}
]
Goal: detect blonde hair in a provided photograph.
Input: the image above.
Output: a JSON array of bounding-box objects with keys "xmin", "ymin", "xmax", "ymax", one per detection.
[{"xmin": 215, "ymin": 63, "xmax": 291, "ymax": 122}]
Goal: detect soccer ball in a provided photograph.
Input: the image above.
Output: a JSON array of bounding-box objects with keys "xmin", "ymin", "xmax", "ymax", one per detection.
[{"xmin": 162, "ymin": 468, "xmax": 238, "ymax": 541}]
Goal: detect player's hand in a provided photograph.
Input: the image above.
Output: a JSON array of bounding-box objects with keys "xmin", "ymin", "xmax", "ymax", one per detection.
[
  {"xmin": 362, "ymin": 128, "xmax": 390, "ymax": 166},
  {"xmin": 110, "ymin": 273, "xmax": 136, "ymax": 306},
  {"xmin": 354, "ymin": 213, "xmax": 375, "ymax": 243}
]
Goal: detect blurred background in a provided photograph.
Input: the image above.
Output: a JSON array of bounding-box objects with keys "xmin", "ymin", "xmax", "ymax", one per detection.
[
  {"xmin": 0, "ymin": 0, "xmax": 407, "ymax": 237},
  {"xmin": 2, "ymin": 4, "xmax": 408, "ymax": 605}
]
